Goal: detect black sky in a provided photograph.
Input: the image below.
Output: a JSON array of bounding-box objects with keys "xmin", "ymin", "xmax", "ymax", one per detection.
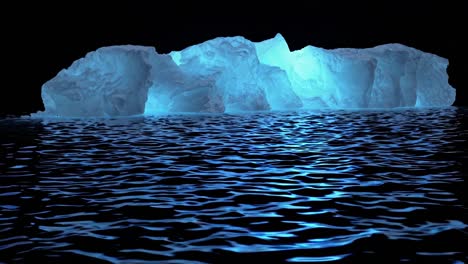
[{"xmin": 2, "ymin": 1, "xmax": 466, "ymax": 115}]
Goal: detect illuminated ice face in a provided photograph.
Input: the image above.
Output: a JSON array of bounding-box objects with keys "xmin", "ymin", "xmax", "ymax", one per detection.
[{"xmin": 256, "ymin": 34, "xmax": 455, "ymax": 109}]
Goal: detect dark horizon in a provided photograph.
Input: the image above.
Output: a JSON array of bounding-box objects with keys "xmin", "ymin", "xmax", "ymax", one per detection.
[{"xmin": 2, "ymin": 1, "xmax": 466, "ymax": 115}]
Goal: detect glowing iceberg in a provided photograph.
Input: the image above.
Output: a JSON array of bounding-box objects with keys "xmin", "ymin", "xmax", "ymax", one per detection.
[{"xmin": 34, "ymin": 34, "xmax": 455, "ymax": 117}]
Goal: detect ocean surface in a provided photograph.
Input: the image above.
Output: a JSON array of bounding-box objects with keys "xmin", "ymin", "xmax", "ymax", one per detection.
[{"xmin": 0, "ymin": 108, "xmax": 467, "ymax": 263}]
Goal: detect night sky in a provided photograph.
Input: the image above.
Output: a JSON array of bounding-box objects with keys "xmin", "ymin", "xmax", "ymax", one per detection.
[{"xmin": 2, "ymin": 1, "xmax": 466, "ymax": 115}]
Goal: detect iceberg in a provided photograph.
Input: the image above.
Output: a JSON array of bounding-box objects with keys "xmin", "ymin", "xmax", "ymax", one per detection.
[{"xmin": 33, "ymin": 34, "xmax": 455, "ymax": 117}]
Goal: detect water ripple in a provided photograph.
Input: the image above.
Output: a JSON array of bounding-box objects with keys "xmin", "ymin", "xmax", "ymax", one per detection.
[{"xmin": 0, "ymin": 108, "xmax": 467, "ymax": 263}]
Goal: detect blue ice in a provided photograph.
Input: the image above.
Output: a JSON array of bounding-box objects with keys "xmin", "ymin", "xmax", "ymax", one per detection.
[{"xmin": 33, "ymin": 34, "xmax": 455, "ymax": 117}]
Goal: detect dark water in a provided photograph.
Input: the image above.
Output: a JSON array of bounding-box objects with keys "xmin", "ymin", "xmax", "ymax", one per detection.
[{"xmin": 1, "ymin": 108, "xmax": 467, "ymax": 263}]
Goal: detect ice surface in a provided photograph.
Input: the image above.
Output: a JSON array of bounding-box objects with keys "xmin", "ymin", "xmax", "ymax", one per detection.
[
  {"xmin": 256, "ymin": 34, "xmax": 455, "ymax": 108},
  {"xmin": 36, "ymin": 46, "xmax": 156, "ymax": 117},
  {"xmin": 34, "ymin": 34, "xmax": 455, "ymax": 117},
  {"xmin": 163, "ymin": 36, "xmax": 302, "ymax": 113}
]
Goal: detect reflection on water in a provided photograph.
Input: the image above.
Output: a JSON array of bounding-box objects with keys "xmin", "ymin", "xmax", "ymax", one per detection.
[{"xmin": 1, "ymin": 108, "xmax": 467, "ymax": 263}]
